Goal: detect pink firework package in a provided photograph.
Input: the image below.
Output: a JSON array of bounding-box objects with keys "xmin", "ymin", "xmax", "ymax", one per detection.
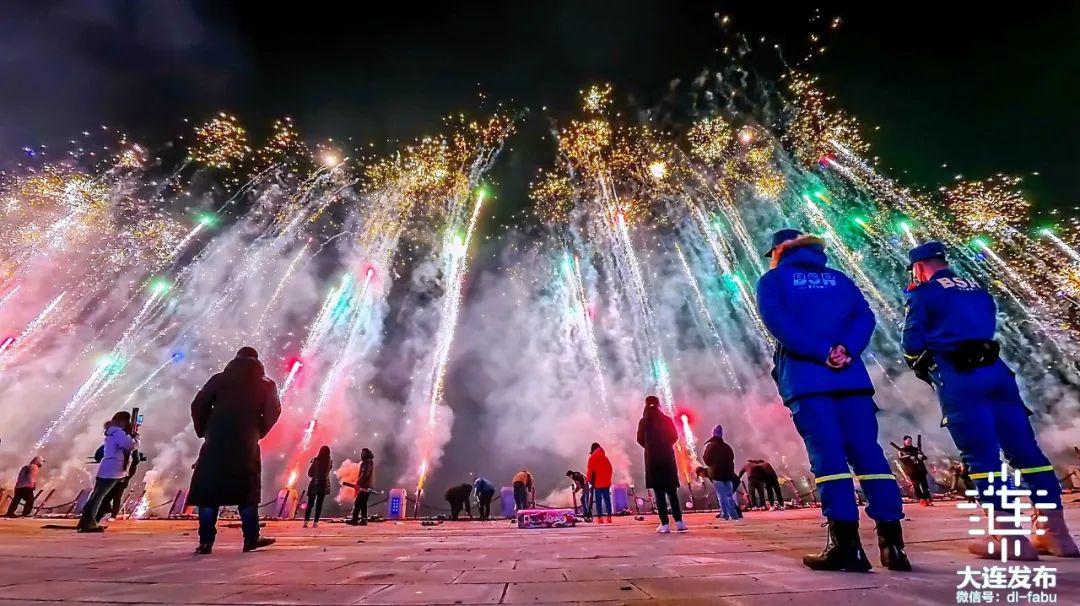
[{"xmin": 516, "ymin": 508, "xmax": 576, "ymax": 529}]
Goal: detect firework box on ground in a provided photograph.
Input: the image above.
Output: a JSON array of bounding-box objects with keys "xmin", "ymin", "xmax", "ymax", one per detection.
[{"xmin": 516, "ymin": 508, "xmax": 576, "ymax": 529}]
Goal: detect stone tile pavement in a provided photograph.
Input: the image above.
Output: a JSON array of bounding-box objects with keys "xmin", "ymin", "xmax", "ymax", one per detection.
[{"xmin": 0, "ymin": 502, "xmax": 1078, "ymax": 604}]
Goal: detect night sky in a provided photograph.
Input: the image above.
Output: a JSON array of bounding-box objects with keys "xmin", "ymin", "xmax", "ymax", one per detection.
[{"xmin": 3, "ymin": 2, "xmax": 1078, "ymax": 214}]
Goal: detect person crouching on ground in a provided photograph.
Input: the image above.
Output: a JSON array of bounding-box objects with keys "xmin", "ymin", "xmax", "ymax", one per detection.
[
  {"xmin": 512, "ymin": 469, "xmax": 534, "ymax": 511},
  {"xmin": 760, "ymin": 459, "xmax": 785, "ymax": 510},
  {"xmin": 637, "ymin": 395, "xmax": 687, "ymax": 534},
  {"xmin": 445, "ymin": 483, "xmax": 473, "ymax": 520},
  {"xmin": 702, "ymin": 425, "xmax": 741, "ymax": 520},
  {"xmin": 587, "ymin": 442, "xmax": 614, "ymax": 524},
  {"xmin": 6, "ymin": 456, "xmax": 43, "ymax": 518},
  {"xmin": 566, "ymin": 469, "xmax": 592, "ymax": 521},
  {"xmin": 473, "ymin": 476, "xmax": 497, "ymax": 520},
  {"xmin": 304, "ymin": 445, "xmax": 332, "ymax": 528},
  {"xmin": 187, "ymin": 347, "xmax": 281, "ymax": 554},
  {"xmin": 78, "ymin": 412, "xmax": 138, "ymax": 533}
]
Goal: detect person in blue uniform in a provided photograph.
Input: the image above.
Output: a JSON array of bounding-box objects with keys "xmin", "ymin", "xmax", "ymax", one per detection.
[
  {"xmin": 903, "ymin": 241, "xmax": 1078, "ymax": 559},
  {"xmin": 757, "ymin": 229, "xmax": 910, "ymax": 572}
]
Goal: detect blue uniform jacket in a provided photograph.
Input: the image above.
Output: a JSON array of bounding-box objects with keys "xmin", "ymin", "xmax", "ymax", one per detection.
[
  {"xmin": 755, "ymin": 237, "xmax": 876, "ymax": 405},
  {"xmin": 902, "ymin": 268, "xmax": 996, "ymax": 357},
  {"xmin": 473, "ymin": 477, "xmax": 496, "ymax": 495},
  {"xmin": 902, "ymin": 268, "xmax": 1030, "ymax": 426}
]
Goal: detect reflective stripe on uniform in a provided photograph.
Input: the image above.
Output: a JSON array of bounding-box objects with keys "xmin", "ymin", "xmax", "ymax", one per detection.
[
  {"xmin": 1019, "ymin": 465, "xmax": 1055, "ymax": 475},
  {"xmin": 855, "ymin": 473, "xmax": 896, "ymax": 481},
  {"xmin": 814, "ymin": 473, "xmax": 854, "ymax": 483},
  {"xmin": 969, "ymin": 465, "xmax": 1055, "ymax": 481}
]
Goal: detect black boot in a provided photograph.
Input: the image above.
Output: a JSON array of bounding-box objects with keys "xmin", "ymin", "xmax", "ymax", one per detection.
[
  {"xmin": 803, "ymin": 519, "xmax": 872, "ymax": 572},
  {"xmin": 876, "ymin": 520, "xmax": 912, "ymax": 571},
  {"xmin": 242, "ymin": 536, "xmax": 276, "ymax": 552}
]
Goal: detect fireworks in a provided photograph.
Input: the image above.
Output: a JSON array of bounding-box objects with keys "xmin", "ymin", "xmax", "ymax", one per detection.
[
  {"xmin": 253, "ymin": 117, "xmax": 309, "ymax": 173},
  {"xmin": 0, "ymin": 292, "xmax": 65, "ymax": 368},
  {"xmin": 1, "ymin": 46, "xmax": 1078, "ymax": 516},
  {"xmin": 944, "ymin": 174, "xmax": 1031, "ymax": 237},
  {"xmin": 190, "ymin": 113, "xmax": 250, "ymax": 170},
  {"xmin": 582, "ymin": 83, "xmax": 614, "ymax": 114},
  {"xmin": 117, "ymin": 145, "xmax": 146, "ymax": 170},
  {"xmin": 786, "ymin": 73, "xmax": 869, "ymax": 168},
  {"xmin": 529, "ymin": 169, "xmax": 575, "ymax": 223},
  {"xmin": 743, "ymin": 146, "xmax": 785, "ymax": 200},
  {"xmin": 562, "ymin": 250, "xmax": 611, "ymax": 420},
  {"xmin": 558, "ymin": 118, "xmax": 614, "ymax": 175},
  {"xmin": 688, "ymin": 117, "xmax": 734, "ymax": 163},
  {"xmin": 415, "ymin": 189, "xmax": 487, "ymax": 491},
  {"xmin": 673, "ymin": 243, "xmax": 739, "ymax": 389}
]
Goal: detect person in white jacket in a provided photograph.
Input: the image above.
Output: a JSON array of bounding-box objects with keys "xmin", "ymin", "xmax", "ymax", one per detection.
[{"xmin": 77, "ymin": 411, "xmax": 138, "ymax": 532}]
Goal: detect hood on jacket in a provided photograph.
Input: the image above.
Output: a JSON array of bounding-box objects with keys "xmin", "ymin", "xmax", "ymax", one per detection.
[
  {"xmin": 225, "ymin": 355, "xmax": 265, "ymax": 378},
  {"xmin": 770, "ymin": 235, "xmax": 827, "ymax": 269},
  {"xmin": 711, "ymin": 424, "xmax": 724, "ymax": 439}
]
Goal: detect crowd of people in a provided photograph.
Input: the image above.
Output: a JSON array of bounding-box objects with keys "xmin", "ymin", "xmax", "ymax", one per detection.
[{"xmin": 3, "ymin": 234, "xmax": 1078, "ymax": 575}]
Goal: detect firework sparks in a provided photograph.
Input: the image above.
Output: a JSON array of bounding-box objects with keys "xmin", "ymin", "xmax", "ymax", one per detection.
[
  {"xmin": 415, "ymin": 189, "xmax": 487, "ymax": 491},
  {"xmin": 190, "ymin": 113, "xmax": 250, "ymax": 170},
  {"xmin": 563, "ymin": 251, "xmax": 611, "ymax": 418},
  {"xmin": 944, "ymin": 175, "xmax": 1030, "ymax": 237},
  {"xmin": 673, "ymin": 244, "xmax": 740, "ymax": 390},
  {"xmin": 0, "ymin": 292, "xmax": 66, "ymax": 367},
  {"xmin": 298, "ymin": 267, "xmax": 378, "ymax": 455},
  {"xmin": 1042, "ymin": 228, "xmax": 1080, "ymax": 264},
  {"xmin": 530, "ymin": 170, "xmax": 575, "ymax": 223},
  {"xmin": 255, "ymin": 240, "xmax": 311, "ymax": 333},
  {"xmin": 787, "ymin": 73, "xmax": 869, "ymax": 168}
]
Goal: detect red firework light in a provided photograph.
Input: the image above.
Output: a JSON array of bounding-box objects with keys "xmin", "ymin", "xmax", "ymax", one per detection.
[{"xmin": 674, "ymin": 406, "xmax": 697, "ymax": 427}]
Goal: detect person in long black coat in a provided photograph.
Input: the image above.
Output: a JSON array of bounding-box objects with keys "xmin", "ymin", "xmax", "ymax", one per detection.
[
  {"xmin": 303, "ymin": 445, "xmax": 332, "ymax": 528},
  {"xmin": 636, "ymin": 395, "xmax": 687, "ymax": 533},
  {"xmin": 187, "ymin": 347, "xmax": 281, "ymax": 554}
]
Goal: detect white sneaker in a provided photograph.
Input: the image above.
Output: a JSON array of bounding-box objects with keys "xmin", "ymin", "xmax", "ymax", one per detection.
[
  {"xmin": 675, "ymin": 521, "xmax": 689, "ymax": 532},
  {"xmin": 656, "ymin": 524, "xmax": 671, "ymax": 534}
]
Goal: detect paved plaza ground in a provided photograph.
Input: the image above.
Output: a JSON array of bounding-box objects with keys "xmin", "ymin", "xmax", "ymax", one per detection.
[{"xmin": 1, "ymin": 502, "xmax": 1079, "ymax": 605}]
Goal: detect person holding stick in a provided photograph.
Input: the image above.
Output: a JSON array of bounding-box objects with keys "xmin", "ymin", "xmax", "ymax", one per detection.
[{"xmin": 347, "ymin": 448, "xmax": 375, "ymax": 526}]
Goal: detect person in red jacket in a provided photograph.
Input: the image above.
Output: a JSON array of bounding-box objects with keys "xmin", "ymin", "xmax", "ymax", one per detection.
[{"xmin": 587, "ymin": 442, "xmax": 614, "ymax": 524}]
